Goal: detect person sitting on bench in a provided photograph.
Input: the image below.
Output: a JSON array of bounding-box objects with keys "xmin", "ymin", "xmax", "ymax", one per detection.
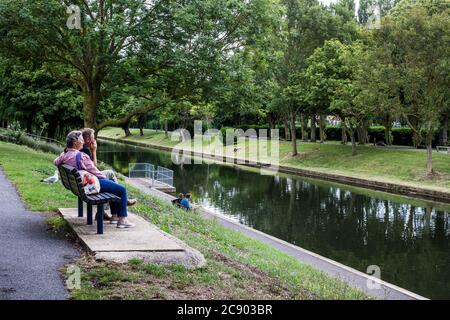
[
  {"xmin": 54, "ymin": 131, "xmax": 136, "ymax": 228},
  {"xmin": 81, "ymin": 128, "xmax": 119, "ymax": 183}
]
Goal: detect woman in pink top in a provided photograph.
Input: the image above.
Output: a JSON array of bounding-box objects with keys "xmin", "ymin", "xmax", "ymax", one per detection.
[{"xmin": 54, "ymin": 131, "xmax": 135, "ymax": 228}]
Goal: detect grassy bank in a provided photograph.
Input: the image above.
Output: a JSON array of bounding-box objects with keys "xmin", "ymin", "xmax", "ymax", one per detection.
[
  {"xmin": 99, "ymin": 127, "xmax": 450, "ymax": 193},
  {"xmin": 0, "ymin": 141, "xmax": 368, "ymax": 300}
]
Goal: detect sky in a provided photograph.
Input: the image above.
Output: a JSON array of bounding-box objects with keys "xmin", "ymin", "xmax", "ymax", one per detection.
[
  {"xmin": 319, "ymin": 0, "xmax": 338, "ymax": 4},
  {"xmin": 318, "ymin": 0, "xmax": 361, "ymax": 16}
]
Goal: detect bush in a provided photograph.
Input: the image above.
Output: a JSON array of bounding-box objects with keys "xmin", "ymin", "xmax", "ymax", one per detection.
[
  {"xmin": 0, "ymin": 129, "xmax": 63, "ymax": 154},
  {"xmin": 0, "ymin": 128, "xmax": 23, "ymax": 142},
  {"xmin": 18, "ymin": 134, "xmax": 63, "ymax": 154}
]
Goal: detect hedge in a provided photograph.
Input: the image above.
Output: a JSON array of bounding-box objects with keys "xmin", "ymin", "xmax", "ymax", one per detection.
[{"xmin": 217, "ymin": 125, "xmax": 446, "ymax": 147}]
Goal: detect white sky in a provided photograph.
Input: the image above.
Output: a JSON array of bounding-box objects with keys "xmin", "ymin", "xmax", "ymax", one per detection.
[
  {"xmin": 319, "ymin": 0, "xmax": 361, "ymax": 16},
  {"xmin": 319, "ymin": 0, "xmax": 338, "ymax": 4}
]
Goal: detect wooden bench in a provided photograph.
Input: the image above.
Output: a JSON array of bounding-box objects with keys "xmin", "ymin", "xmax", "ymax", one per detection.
[
  {"xmin": 58, "ymin": 164, "xmax": 121, "ymax": 234},
  {"xmin": 436, "ymin": 146, "xmax": 450, "ymax": 153}
]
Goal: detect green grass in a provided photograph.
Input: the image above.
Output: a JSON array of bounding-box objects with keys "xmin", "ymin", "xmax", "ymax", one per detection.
[
  {"xmin": 0, "ymin": 141, "xmax": 369, "ymax": 300},
  {"xmin": 99, "ymin": 127, "xmax": 450, "ymax": 193}
]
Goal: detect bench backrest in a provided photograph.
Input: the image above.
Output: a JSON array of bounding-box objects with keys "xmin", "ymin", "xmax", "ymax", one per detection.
[{"xmin": 58, "ymin": 165, "xmax": 87, "ymax": 199}]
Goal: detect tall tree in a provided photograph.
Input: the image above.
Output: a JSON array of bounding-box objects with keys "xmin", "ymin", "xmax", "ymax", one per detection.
[
  {"xmin": 0, "ymin": 0, "xmax": 277, "ymax": 132},
  {"xmin": 373, "ymin": 0, "xmax": 450, "ymax": 175}
]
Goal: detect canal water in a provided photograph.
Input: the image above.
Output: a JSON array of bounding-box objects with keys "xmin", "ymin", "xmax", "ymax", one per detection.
[{"xmin": 99, "ymin": 140, "xmax": 450, "ymax": 299}]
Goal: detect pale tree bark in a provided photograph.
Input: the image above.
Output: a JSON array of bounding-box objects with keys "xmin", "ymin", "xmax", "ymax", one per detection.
[
  {"xmin": 284, "ymin": 117, "xmax": 291, "ymax": 141},
  {"xmin": 341, "ymin": 127, "xmax": 348, "ymax": 145},
  {"xmin": 357, "ymin": 120, "xmax": 369, "ymax": 145},
  {"xmin": 164, "ymin": 120, "xmax": 169, "ymax": 138},
  {"xmin": 408, "ymin": 116, "xmax": 421, "ymax": 148},
  {"xmin": 384, "ymin": 124, "xmax": 393, "ymax": 145},
  {"xmin": 290, "ymin": 111, "xmax": 298, "ymax": 156},
  {"xmin": 383, "ymin": 115, "xmax": 393, "ymax": 145},
  {"xmin": 426, "ymin": 134, "xmax": 434, "ymax": 176},
  {"xmin": 310, "ymin": 113, "xmax": 316, "ymax": 142},
  {"xmin": 301, "ymin": 113, "xmax": 308, "ymax": 142},
  {"xmin": 347, "ymin": 128, "xmax": 357, "ymax": 156},
  {"xmin": 319, "ymin": 114, "xmax": 326, "ymax": 143},
  {"xmin": 81, "ymin": 77, "xmax": 103, "ymax": 130}
]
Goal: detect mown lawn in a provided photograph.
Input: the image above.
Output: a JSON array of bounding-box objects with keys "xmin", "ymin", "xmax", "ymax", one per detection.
[
  {"xmin": 99, "ymin": 127, "xmax": 450, "ymax": 192},
  {"xmin": 0, "ymin": 141, "xmax": 368, "ymax": 300}
]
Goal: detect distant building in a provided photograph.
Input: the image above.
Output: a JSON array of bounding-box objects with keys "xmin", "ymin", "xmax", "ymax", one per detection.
[{"xmin": 326, "ymin": 115, "xmax": 341, "ymax": 126}]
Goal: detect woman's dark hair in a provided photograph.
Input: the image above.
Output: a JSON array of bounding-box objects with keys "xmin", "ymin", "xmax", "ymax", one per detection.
[
  {"xmin": 82, "ymin": 128, "xmax": 95, "ymax": 143},
  {"xmin": 64, "ymin": 131, "xmax": 82, "ymax": 152}
]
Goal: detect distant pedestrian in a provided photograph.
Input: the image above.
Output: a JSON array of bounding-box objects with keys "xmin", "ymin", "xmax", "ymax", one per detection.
[
  {"xmin": 172, "ymin": 193, "xmax": 184, "ymax": 207},
  {"xmin": 180, "ymin": 193, "xmax": 191, "ymax": 211}
]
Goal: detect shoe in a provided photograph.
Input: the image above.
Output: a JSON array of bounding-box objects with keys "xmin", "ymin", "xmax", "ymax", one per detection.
[
  {"xmin": 127, "ymin": 199, "xmax": 137, "ymax": 206},
  {"xmin": 110, "ymin": 216, "xmax": 119, "ymax": 224},
  {"xmin": 95, "ymin": 211, "xmax": 111, "ymax": 221},
  {"xmin": 117, "ymin": 220, "xmax": 135, "ymax": 229}
]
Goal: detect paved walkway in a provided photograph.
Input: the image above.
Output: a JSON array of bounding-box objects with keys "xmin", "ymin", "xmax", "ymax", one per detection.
[{"xmin": 0, "ymin": 169, "xmax": 79, "ymax": 300}]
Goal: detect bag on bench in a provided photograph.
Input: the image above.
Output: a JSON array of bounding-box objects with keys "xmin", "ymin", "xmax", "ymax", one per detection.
[{"xmin": 76, "ymin": 152, "xmax": 101, "ymax": 195}]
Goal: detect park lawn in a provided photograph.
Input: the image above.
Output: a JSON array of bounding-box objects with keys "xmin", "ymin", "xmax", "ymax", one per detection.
[
  {"xmin": 99, "ymin": 127, "xmax": 450, "ymax": 193},
  {"xmin": 0, "ymin": 141, "xmax": 368, "ymax": 300}
]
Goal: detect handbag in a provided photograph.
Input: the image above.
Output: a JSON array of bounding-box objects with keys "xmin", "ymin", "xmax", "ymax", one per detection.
[{"xmin": 75, "ymin": 152, "xmax": 101, "ymax": 195}]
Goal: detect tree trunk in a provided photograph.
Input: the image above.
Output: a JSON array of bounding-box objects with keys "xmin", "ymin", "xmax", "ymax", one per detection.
[
  {"xmin": 341, "ymin": 126, "xmax": 348, "ymax": 144},
  {"xmin": 348, "ymin": 129, "xmax": 357, "ymax": 156},
  {"xmin": 384, "ymin": 123, "xmax": 392, "ymax": 145},
  {"xmin": 26, "ymin": 115, "xmax": 33, "ymax": 134},
  {"xmin": 164, "ymin": 120, "xmax": 169, "ymax": 138},
  {"xmin": 290, "ymin": 112, "xmax": 297, "ymax": 156},
  {"xmin": 301, "ymin": 113, "xmax": 308, "ymax": 142},
  {"xmin": 284, "ymin": 118, "xmax": 291, "ymax": 141},
  {"xmin": 426, "ymin": 135, "xmax": 434, "ymax": 176},
  {"xmin": 310, "ymin": 113, "xmax": 316, "ymax": 142},
  {"xmin": 363, "ymin": 120, "xmax": 369, "ymax": 144},
  {"xmin": 319, "ymin": 114, "xmax": 326, "ymax": 143},
  {"xmin": 357, "ymin": 121, "xmax": 368, "ymax": 145},
  {"xmin": 357, "ymin": 125, "xmax": 363, "ymax": 145},
  {"xmin": 408, "ymin": 116, "xmax": 421, "ymax": 148},
  {"xmin": 139, "ymin": 127, "xmax": 144, "ymax": 136},
  {"xmin": 83, "ymin": 82, "xmax": 101, "ymax": 130},
  {"xmin": 122, "ymin": 121, "xmax": 132, "ymax": 136},
  {"xmin": 47, "ymin": 119, "xmax": 58, "ymax": 139},
  {"xmin": 268, "ymin": 113, "xmax": 275, "ymax": 130}
]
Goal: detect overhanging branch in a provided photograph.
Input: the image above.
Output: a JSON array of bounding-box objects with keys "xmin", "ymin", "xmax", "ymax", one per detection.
[{"xmin": 96, "ymin": 102, "xmax": 166, "ymax": 131}]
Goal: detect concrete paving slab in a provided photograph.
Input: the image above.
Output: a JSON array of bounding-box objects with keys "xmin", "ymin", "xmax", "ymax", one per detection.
[
  {"xmin": 58, "ymin": 208, "xmax": 206, "ymax": 269},
  {"xmin": 59, "ymin": 208, "xmax": 182, "ymax": 252}
]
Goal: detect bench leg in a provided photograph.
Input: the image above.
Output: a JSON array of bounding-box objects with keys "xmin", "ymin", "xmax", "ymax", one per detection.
[
  {"xmin": 78, "ymin": 197, "xmax": 83, "ymax": 218},
  {"xmin": 97, "ymin": 204, "xmax": 104, "ymax": 235},
  {"xmin": 87, "ymin": 204, "xmax": 93, "ymax": 225}
]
